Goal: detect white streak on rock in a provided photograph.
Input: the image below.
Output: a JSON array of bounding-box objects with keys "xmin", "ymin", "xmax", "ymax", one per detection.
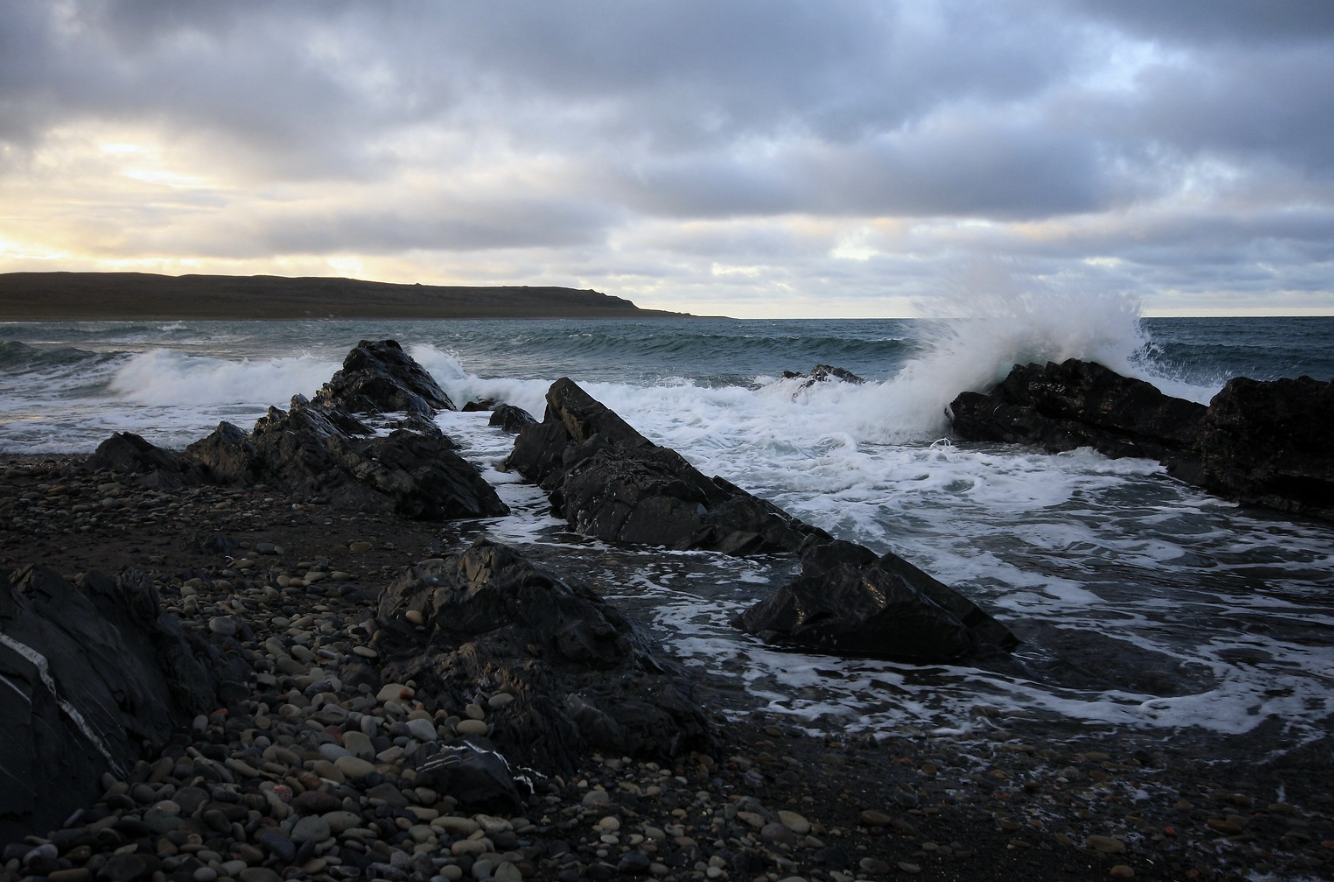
[{"xmin": 0, "ymin": 633, "xmax": 126, "ymax": 778}]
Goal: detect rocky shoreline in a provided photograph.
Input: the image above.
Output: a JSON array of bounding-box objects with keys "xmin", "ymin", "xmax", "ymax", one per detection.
[
  {"xmin": 3, "ymin": 453, "xmax": 1332, "ymax": 882},
  {"xmin": 3, "ymin": 339, "xmax": 1333, "ymax": 882}
]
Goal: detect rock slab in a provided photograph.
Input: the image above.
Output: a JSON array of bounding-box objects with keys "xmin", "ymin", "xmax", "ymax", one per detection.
[
  {"xmin": 0, "ymin": 565, "xmax": 218, "ymax": 843},
  {"xmin": 508, "ymin": 377, "xmax": 828, "ymax": 554}
]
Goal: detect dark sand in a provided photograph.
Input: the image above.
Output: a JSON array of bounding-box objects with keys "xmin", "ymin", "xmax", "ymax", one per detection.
[
  {"xmin": 2, "ymin": 451, "xmax": 1331, "ymax": 881},
  {"xmin": 0, "ymin": 273, "xmax": 689, "ymax": 321}
]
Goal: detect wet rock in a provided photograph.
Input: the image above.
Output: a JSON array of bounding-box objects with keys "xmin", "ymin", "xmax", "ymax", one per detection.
[
  {"xmin": 951, "ymin": 360, "xmax": 1334, "ymax": 523},
  {"xmin": 781, "ymin": 364, "xmax": 866, "ymax": 387},
  {"xmin": 508, "ymin": 378, "xmax": 827, "ymax": 553},
  {"xmin": 314, "ymin": 338, "xmax": 455, "ymax": 415},
  {"xmin": 187, "ymin": 397, "xmax": 507, "ymax": 521},
  {"xmin": 1194, "ymin": 375, "xmax": 1334, "ymax": 521},
  {"xmin": 732, "ymin": 540, "xmax": 1019, "ymax": 661},
  {"xmin": 949, "ymin": 358, "xmax": 1206, "ymax": 463},
  {"xmin": 488, "ymin": 404, "xmax": 538, "ymax": 434},
  {"xmin": 374, "ymin": 538, "xmax": 713, "ymax": 772}
]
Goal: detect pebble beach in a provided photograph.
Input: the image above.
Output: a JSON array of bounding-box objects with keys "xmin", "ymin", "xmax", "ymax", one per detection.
[{"xmin": 3, "ymin": 452, "xmax": 1332, "ymax": 882}]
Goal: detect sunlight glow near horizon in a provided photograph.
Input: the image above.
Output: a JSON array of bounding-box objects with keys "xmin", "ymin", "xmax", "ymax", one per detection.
[{"xmin": 1, "ymin": 4, "xmax": 1331, "ymax": 319}]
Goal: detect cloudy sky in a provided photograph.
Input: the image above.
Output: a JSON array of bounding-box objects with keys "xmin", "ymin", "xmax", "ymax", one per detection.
[{"xmin": 2, "ymin": 1, "xmax": 1332, "ymax": 317}]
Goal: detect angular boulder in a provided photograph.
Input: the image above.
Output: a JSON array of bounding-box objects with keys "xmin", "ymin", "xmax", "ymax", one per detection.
[
  {"xmin": 733, "ymin": 540, "xmax": 1019, "ymax": 661},
  {"xmin": 507, "ymin": 378, "xmax": 828, "ymax": 554},
  {"xmin": 87, "ymin": 431, "xmax": 210, "ymax": 489},
  {"xmin": 949, "ymin": 358, "xmax": 1206, "ymax": 464},
  {"xmin": 373, "ymin": 539, "xmax": 712, "ymax": 773},
  {"xmin": 488, "ymin": 403, "xmax": 538, "ymax": 434},
  {"xmin": 0, "ymin": 565, "xmax": 218, "ymax": 843},
  {"xmin": 314, "ymin": 338, "xmax": 455, "ymax": 415},
  {"xmin": 1195, "ymin": 376, "xmax": 1334, "ymax": 520}
]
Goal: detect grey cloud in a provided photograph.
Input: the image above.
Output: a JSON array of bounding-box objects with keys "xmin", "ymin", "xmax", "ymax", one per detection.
[{"xmin": 1064, "ymin": 0, "xmax": 1334, "ymax": 46}]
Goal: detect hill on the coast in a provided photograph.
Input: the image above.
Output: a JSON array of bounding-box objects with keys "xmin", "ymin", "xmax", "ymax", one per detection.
[{"xmin": 0, "ymin": 272, "xmax": 686, "ymax": 320}]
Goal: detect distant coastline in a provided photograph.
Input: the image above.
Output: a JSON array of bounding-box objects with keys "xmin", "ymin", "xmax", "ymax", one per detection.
[{"xmin": 0, "ymin": 271, "xmax": 689, "ymax": 320}]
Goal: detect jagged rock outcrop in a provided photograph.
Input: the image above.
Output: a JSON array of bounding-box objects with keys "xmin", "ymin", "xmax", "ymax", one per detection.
[
  {"xmin": 733, "ymin": 540, "xmax": 1020, "ymax": 661},
  {"xmin": 0, "ymin": 565, "xmax": 218, "ymax": 843},
  {"xmin": 81, "ymin": 339, "xmax": 511, "ymax": 521},
  {"xmin": 507, "ymin": 378, "xmax": 829, "ymax": 554},
  {"xmin": 950, "ymin": 359, "xmax": 1334, "ymax": 522},
  {"xmin": 314, "ymin": 339, "xmax": 455, "ymax": 415},
  {"xmin": 373, "ymin": 539, "xmax": 713, "ymax": 774},
  {"xmin": 948, "ymin": 358, "xmax": 1206, "ymax": 464},
  {"xmin": 187, "ymin": 396, "xmax": 509, "ymax": 520},
  {"xmin": 1194, "ymin": 375, "xmax": 1334, "ymax": 520},
  {"xmin": 781, "ymin": 364, "xmax": 866, "ymax": 387},
  {"xmin": 509, "ymin": 379, "xmax": 1017, "ymax": 661}
]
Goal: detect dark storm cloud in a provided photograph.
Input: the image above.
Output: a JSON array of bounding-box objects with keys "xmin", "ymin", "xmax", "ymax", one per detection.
[{"xmin": 1, "ymin": 1, "xmax": 1331, "ymax": 312}]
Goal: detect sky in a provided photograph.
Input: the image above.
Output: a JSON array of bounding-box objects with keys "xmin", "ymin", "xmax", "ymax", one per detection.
[{"xmin": 1, "ymin": 1, "xmax": 1333, "ymax": 318}]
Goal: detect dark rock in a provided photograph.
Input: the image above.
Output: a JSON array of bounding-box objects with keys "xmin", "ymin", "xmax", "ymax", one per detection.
[
  {"xmin": 186, "ymin": 397, "xmax": 507, "ymax": 520},
  {"xmin": 415, "ymin": 744, "xmax": 525, "ymax": 814},
  {"xmin": 732, "ymin": 540, "xmax": 1019, "ymax": 660},
  {"xmin": 781, "ymin": 364, "xmax": 866, "ymax": 386},
  {"xmin": 462, "ymin": 399, "xmax": 496, "ymax": 412},
  {"xmin": 87, "ymin": 432, "xmax": 209, "ymax": 489},
  {"xmin": 374, "ymin": 538, "xmax": 713, "ymax": 773},
  {"xmin": 0, "ymin": 565, "xmax": 218, "ymax": 844},
  {"xmin": 950, "ymin": 359, "xmax": 1334, "ymax": 523},
  {"xmin": 507, "ymin": 378, "xmax": 828, "ymax": 553},
  {"xmin": 1194, "ymin": 375, "xmax": 1334, "ymax": 520},
  {"xmin": 949, "ymin": 358, "xmax": 1206, "ymax": 463},
  {"xmin": 488, "ymin": 404, "xmax": 538, "ymax": 433},
  {"xmin": 314, "ymin": 339, "xmax": 454, "ymax": 415},
  {"xmin": 509, "ymin": 379, "xmax": 1014, "ymax": 663}
]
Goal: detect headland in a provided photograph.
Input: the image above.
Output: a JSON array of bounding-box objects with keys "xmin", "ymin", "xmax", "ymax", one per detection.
[{"xmin": 0, "ymin": 272, "xmax": 687, "ymax": 321}]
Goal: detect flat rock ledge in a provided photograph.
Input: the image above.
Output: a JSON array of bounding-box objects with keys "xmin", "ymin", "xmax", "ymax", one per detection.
[{"xmin": 949, "ymin": 359, "xmax": 1334, "ymax": 522}]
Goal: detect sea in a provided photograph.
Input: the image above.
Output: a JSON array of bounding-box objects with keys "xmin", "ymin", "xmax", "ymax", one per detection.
[{"xmin": 3, "ymin": 301, "xmax": 1333, "ymax": 759}]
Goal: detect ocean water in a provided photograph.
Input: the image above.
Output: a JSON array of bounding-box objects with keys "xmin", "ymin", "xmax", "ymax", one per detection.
[{"xmin": 3, "ymin": 302, "xmax": 1333, "ymax": 755}]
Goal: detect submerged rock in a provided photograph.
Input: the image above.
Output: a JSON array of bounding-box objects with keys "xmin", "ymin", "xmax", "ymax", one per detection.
[
  {"xmin": 507, "ymin": 377, "xmax": 828, "ymax": 554},
  {"xmin": 373, "ymin": 539, "xmax": 712, "ymax": 773},
  {"xmin": 0, "ymin": 564, "xmax": 218, "ymax": 843},
  {"xmin": 733, "ymin": 540, "xmax": 1019, "ymax": 661},
  {"xmin": 781, "ymin": 364, "xmax": 866, "ymax": 387}
]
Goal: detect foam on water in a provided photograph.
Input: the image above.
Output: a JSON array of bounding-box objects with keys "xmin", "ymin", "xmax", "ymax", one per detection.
[
  {"xmin": 109, "ymin": 349, "xmax": 340, "ymax": 408},
  {"xmin": 4, "ymin": 305, "xmax": 1332, "ymax": 752}
]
